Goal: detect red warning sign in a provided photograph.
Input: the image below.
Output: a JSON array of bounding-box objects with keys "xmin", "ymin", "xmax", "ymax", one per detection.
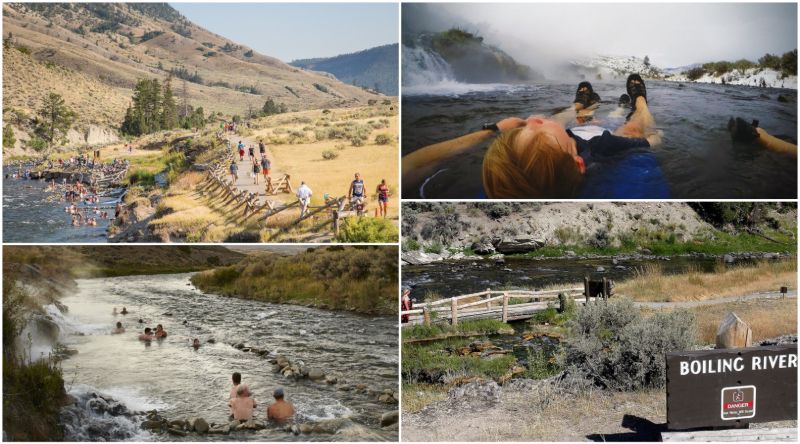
[{"xmin": 721, "ymin": 385, "xmax": 756, "ymax": 420}]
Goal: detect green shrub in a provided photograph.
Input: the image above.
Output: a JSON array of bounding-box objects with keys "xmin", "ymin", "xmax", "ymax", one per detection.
[
  {"xmin": 3, "ymin": 125, "xmax": 16, "ymax": 148},
  {"xmin": 563, "ymin": 298, "xmax": 697, "ymax": 390},
  {"xmin": 336, "ymin": 217, "xmax": 398, "ymax": 243},
  {"xmin": 686, "ymin": 67, "xmax": 705, "ymax": 80},
  {"xmin": 424, "ymin": 242, "xmax": 443, "ymax": 254},
  {"xmin": 321, "ymin": 150, "xmax": 338, "ymax": 160},
  {"xmin": 351, "ymin": 137, "xmax": 364, "ymax": 147},
  {"xmin": 403, "ymin": 238, "xmax": 420, "ymax": 251}
]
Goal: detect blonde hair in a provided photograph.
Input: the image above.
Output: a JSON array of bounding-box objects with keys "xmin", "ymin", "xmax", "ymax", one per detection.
[{"xmin": 482, "ymin": 128, "xmax": 582, "ymax": 198}]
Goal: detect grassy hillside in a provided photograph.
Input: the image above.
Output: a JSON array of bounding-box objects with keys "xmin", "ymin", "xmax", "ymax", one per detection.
[
  {"xmin": 3, "ymin": 245, "xmax": 245, "ymax": 280},
  {"xmin": 191, "ymin": 246, "xmax": 398, "ymax": 315},
  {"xmin": 2, "ymin": 2, "xmax": 384, "ymax": 150},
  {"xmin": 291, "ymin": 43, "xmax": 399, "ymax": 95}
]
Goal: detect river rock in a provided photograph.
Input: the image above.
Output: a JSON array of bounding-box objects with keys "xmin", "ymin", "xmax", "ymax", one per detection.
[
  {"xmin": 762, "ymin": 252, "xmax": 778, "ymax": 259},
  {"xmin": 448, "ymin": 380, "xmax": 501, "ymax": 404},
  {"xmin": 241, "ymin": 348, "xmax": 251, "ymax": 352},
  {"xmin": 337, "ymin": 384, "xmax": 353, "ymax": 391},
  {"xmin": 308, "ymin": 369, "xmax": 325, "ymax": 380},
  {"xmin": 283, "ymin": 369, "xmax": 294, "ymax": 378},
  {"xmin": 235, "ymin": 343, "xmax": 245, "ymax": 349},
  {"xmin": 272, "ymin": 364, "xmax": 282, "ymax": 373},
  {"xmin": 207, "ymin": 338, "xmax": 216, "ymax": 343},
  {"xmin": 299, "ymin": 423, "xmax": 313, "ymax": 434},
  {"xmin": 471, "ymin": 241, "xmax": 495, "ymax": 255},
  {"xmin": 191, "ymin": 417, "xmax": 209, "ymax": 433},
  {"xmin": 596, "ymin": 266, "xmax": 605, "ymax": 272},
  {"xmin": 310, "ymin": 418, "xmax": 354, "ymax": 434},
  {"xmin": 494, "ymin": 236, "xmax": 544, "ymax": 254},
  {"xmin": 402, "ymin": 250, "xmax": 444, "ymax": 265},
  {"xmin": 141, "ymin": 420, "xmax": 163, "ymax": 430},
  {"xmin": 169, "ymin": 420, "xmax": 187, "ymax": 430},
  {"xmin": 380, "ymin": 410, "xmax": 399, "ymax": 427},
  {"xmin": 355, "ymin": 384, "xmax": 368, "ymax": 392},
  {"xmin": 378, "ymin": 394, "xmax": 392, "ymax": 403},
  {"xmin": 208, "ymin": 425, "xmax": 230, "ymax": 434},
  {"xmin": 167, "ymin": 428, "xmax": 187, "ymax": 437},
  {"xmin": 229, "ymin": 420, "xmax": 241, "ymax": 428},
  {"xmin": 276, "ymin": 356, "xmax": 289, "ymax": 368},
  {"xmin": 723, "ymin": 254, "xmax": 735, "ymax": 264},
  {"xmin": 325, "ymin": 375, "xmax": 338, "ymax": 384}
]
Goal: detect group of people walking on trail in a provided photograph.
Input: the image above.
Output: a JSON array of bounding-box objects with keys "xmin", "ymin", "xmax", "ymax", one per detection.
[
  {"xmin": 228, "ymin": 372, "xmax": 296, "ymax": 424},
  {"xmin": 230, "ymin": 139, "xmax": 272, "ymax": 186}
]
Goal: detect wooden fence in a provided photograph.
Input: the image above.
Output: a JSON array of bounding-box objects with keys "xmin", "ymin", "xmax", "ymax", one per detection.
[{"xmin": 402, "ymin": 278, "xmax": 615, "ymax": 326}]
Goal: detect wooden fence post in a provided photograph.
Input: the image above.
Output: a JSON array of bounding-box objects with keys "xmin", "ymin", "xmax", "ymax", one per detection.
[
  {"xmin": 584, "ymin": 276, "xmax": 590, "ymax": 304},
  {"xmin": 502, "ymin": 292, "xmax": 509, "ymax": 323},
  {"xmin": 332, "ymin": 210, "xmax": 340, "ymax": 236},
  {"xmin": 602, "ymin": 277, "xmax": 608, "ymax": 304},
  {"xmin": 423, "ymin": 307, "xmax": 431, "ymax": 326},
  {"xmin": 450, "ymin": 298, "xmax": 458, "ymax": 326}
]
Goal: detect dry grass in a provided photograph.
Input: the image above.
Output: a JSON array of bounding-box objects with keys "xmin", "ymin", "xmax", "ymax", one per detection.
[
  {"xmin": 401, "ymin": 383, "xmax": 448, "ymax": 414},
  {"xmin": 644, "ymin": 298, "xmax": 797, "ymax": 344},
  {"xmin": 248, "ymin": 106, "xmax": 399, "ymax": 221},
  {"xmin": 402, "ymin": 386, "xmax": 666, "ymax": 442},
  {"xmin": 616, "ymin": 259, "xmax": 796, "ymax": 302}
]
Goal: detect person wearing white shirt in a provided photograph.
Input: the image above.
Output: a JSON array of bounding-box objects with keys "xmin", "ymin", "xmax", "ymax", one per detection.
[{"xmin": 296, "ymin": 182, "xmax": 312, "ymax": 217}]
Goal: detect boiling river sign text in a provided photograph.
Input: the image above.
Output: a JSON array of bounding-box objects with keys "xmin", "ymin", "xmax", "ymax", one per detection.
[{"xmin": 666, "ymin": 344, "xmax": 797, "ymax": 429}]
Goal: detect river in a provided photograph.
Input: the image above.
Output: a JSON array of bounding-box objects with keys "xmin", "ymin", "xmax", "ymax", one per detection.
[
  {"xmin": 402, "ymin": 47, "xmax": 797, "ymax": 199},
  {"xmin": 3, "ymin": 169, "xmax": 122, "ymax": 243},
  {"xmin": 43, "ymin": 273, "xmax": 398, "ymax": 441},
  {"xmin": 403, "ymin": 255, "xmax": 765, "ymax": 302}
]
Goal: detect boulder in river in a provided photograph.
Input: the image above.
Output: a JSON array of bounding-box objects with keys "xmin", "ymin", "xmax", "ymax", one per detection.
[
  {"xmin": 325, "ymin": 375, "xmax": 338, "ymax": 384},
  {"xmin": 310, "ymin": 418, "xmax": 355, "ymax": 434},
  {"xmin": 190, "ymin": 417, "xmax": 209, "ymax": 433},
  {"xmin": 308, "ymin": 368, "xmax": 325, "ymax": 380},
  {"xmin": 380, "ymin": 410, "xmax": 399, "ymax": 427},
  {"xmin": 167, "ymin": 428, "xmax": 187, "ymax": 437},
  {"xmin": 141, "ymin": 420, "xmax": 163, "ymax": 431}
]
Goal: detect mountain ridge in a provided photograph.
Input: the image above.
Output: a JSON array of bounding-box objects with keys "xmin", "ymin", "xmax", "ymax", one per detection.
[{"xmin": 290, "ymin": 43, "xmax": 399, "ymax": 95}]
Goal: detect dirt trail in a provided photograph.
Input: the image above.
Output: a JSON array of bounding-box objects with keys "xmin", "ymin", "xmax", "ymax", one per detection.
[{"xmin": 225, "ymin": 132, "xmax": 285, "ymax": 199}]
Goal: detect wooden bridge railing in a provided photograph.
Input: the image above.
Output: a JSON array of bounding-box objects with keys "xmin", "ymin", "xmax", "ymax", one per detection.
[{"xmin": 402, "ymin": 280, "xmax": 613, "ymax": 326}]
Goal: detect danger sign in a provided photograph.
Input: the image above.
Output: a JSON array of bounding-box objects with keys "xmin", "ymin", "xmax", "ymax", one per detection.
[
  {"xmin": 721, "ymin": 385, "xmax": 756, "ymax": 420},
  {"xmin": 666, "ymin": 344, "xmax": 797, "ymax": 429}
]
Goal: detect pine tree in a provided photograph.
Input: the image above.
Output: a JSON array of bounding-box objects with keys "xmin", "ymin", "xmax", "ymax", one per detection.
[
  {"xmin": 35, "ymin": 92, "xmax": 75, "ymax": 152},
  {"xmin": 160, "ymin": 74, "xmax": 178, "ymax": 130}
]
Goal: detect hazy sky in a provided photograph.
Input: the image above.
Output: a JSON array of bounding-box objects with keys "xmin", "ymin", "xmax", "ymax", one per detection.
[
  {"xmin": 172, "ymin": 3, "xmax": 398, "ymax": 62},
  {"xmin": 405, "ymin": 3, "xmax": 797, "ymax": 67}
]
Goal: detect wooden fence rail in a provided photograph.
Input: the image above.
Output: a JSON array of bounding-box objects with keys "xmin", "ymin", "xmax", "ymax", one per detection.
[{"xmin": 402, "ymin": 278, "xmax": 615, "ymax": 326}]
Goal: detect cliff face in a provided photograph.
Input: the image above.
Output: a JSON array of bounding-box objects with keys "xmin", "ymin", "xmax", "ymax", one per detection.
[{"xmin": 403, "ymin": 202, "xmax": 712, "ymax": 252}]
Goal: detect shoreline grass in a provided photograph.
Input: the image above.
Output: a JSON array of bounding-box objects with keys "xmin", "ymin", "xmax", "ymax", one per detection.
[
  {"xmin": 616, "ymin": 258, "xmax": 796, "ymax": 302},
  {"xmin": 402, "ymin": 319, "xmax": 514, "ymax": 341}
]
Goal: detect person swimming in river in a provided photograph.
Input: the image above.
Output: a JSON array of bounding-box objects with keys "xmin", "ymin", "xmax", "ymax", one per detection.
[
  {"xmin": 727, "ymin": 117, "xmax": 797, "ymax": 157},
  {"xmin": 230, "ymin": 385, "xmax": 257, "ymax": 421},
  {"xmin": 266, "ymin": 387, "xmax": 295, "ymax": 423},
  {"xmin": 112, "ymin": 307, "xmax": 118, "ymax": 316},
  {"xmin": 402, "ymin": 74, "xmax": 669, "ymax": 199},
  {"xmin": 192, "ymin": 338, "xmax": 201, "ymax": 349},
  {"xmin": 112, "ymin": 322, "xmax": 125, "ymax": 334},
  {"xmin": 120, "ymin": 307, "xmax": 128, "ymax": 315},
  {"xmin": 138, "ymin": 327, "xmax": 154, "ymax": 341},
  {"xmin": 154, "ymin": 324, "xmax": 167, "ymax": 339}
]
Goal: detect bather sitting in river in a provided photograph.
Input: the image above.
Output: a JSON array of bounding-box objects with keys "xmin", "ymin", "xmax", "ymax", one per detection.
[
  {"xmin": 138, "ymin": 327, "xmax": 154, "ymax": 341},
  {"xmin": 266, "ymin": 387, "xmax": 295, "ymax": 423},
  {"xmin": 402, "ymin": 74, "xmax": 668, "ymax": 199},
  {"xmin": 192, "ymin": 338, "xmax": 201, "ymax": 349},
  {"xmin": 111, "ymin": 322, "xmax": 125, "ymax": 334},
  {"xmin": 120, "ymin": 307, "xmax": 128, "ymax": 315},
  {"xmin": 154, "ymin": 324, "xmax": 167, "ymax": 339},
  {"xmin": 229, "ymin": 385, "xmax": 257, "ymax": 421}
]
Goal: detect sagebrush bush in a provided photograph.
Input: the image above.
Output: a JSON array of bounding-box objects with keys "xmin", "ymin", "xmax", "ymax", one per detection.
[
  {"xmin": 336, "ymin": 217, "xmax": 398, "ymax": 243},
  {"xmin": 563, "ymin": 298, "xmax": 697, "ymax": 390},
  {"xmin": 374, "ymin": 133, "xmax": 392, "ymax": 145},
  {"xmin": 321, "ymin": 150, "xmax": 338, "ymax": 160}
]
